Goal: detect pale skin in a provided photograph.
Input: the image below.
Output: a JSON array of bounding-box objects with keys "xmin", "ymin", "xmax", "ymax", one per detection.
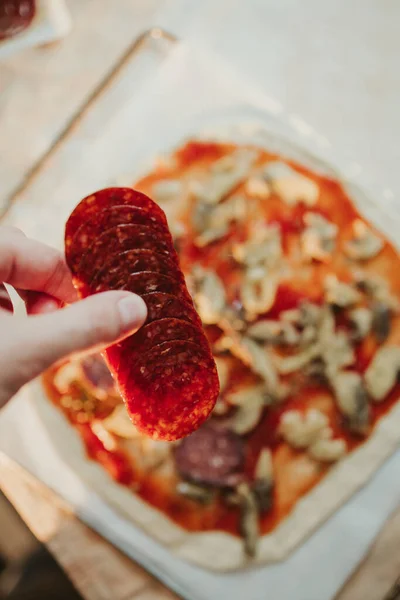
[{"xmin": 0, "ymin": 226, "xmax": 148, "ymax": 408}]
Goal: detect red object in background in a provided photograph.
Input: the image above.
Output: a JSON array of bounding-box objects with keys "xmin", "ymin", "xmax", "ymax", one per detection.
[{"xmin": 0, "ymin": 0, "xmax": 36, "ymax": 40}]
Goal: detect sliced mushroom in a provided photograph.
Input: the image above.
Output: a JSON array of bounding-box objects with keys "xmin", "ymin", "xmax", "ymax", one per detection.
[
  {"xmin": 322, "ymin": 330, "xmax": 355, "ymax": 378},
  {"xmin": 324, "ymin": 274, "xmax": 361, "ymax": 308},
  {"xmin": 233, "ymin": 224, "xmax": 282, "ymax": 268},
  {"xmin": 176, "ymin": 481, "xmax": 215, "ymax": 504},
  {"xmin": 371, "ymin": 302, "xmax": 391, "ymax": 344},
  {"xmin": 252, "ymin": 448, "xmax": 274, "ymax": 513},
  {"xmin": 192, "ymin": 267, "xmax": 226, "ymax": 324},
  {"xmin": 279, "ymin": 409, "xmax": 329, "ymax": 449},
  {"xmin": 102, "ymin": 405, "xmax": 139, "ymax": 439},
  {"xmin": 301, "ymin": 212, "xmax": 338, "ymax": 262},
  {"xmin": 240, "ymin": 338, "xmax": 280, "ymax": 393},
  {"xmin": 230, "ymin": 397, "xmax": 265, "ymax": 436},
  {"xmin": 245, "ymin": 176, "xmax": 271, "ymax": 199},
  {"xmin": 276, "ymin": 343, "xmax": 321, "ymax": 375},
  {"xmin": 308, "ymin": 436, "xmax": 347, "ymax": 463},
  {"xmin": 348, "ymin": 307, "xmax": 373, "ymax": 341},
  {"xmin": 354, "ymin": 271, "xmax": 400, "ymax": 312},
  {"xmin": 330, "ymin": 371, "xmax": 370, "ymax": 434},
  {"xmin": 247, "ymin": 319, "xmax": 300, "ymax": 346},
  {"xmin": 151, "ymin": 179, "xmax": 183, "ymax": 204},
  {"xmin": 194, "ymin": 194, "xmax": 247, "ymax": 247},
  {"xmin": 241, "ymin": 269, "xmax": 279, "ymax": 321},
  {"xmin": 263, "ymin": 161, "xmax": 319, "ymax": 207},
  {"xmin": 345, "ymin": 220, "xmax": 384, "ymax": 261},
  {"xmin": 236, "ymin": 483, "xmax": 260, "ymax": 558},
  {"xmin": 364, "ymin": 346, "xmax": 400, "ymax": 402},
  {"xmin": 191, "ymin": 149, "xmax": 258, "ymax": 205}
]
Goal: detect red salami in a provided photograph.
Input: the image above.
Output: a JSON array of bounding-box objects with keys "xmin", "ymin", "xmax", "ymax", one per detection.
[
  {"xmin": 67, "ymin": 206, "xmax": 169, "ymax": 274},
  {"xmin": 114, "ymin": 340, "xmax": 219, "ymax": 441},
  {"xmin": 116, "ymin": 318, "xmax": 209, "ymax": 377},
  {"xmin": 65, "ymin": 188, "xmax": 218, "ymax": 440},
  {"xmin": 65, "ymin": 188, "xmax": 167, "ymax": 245},
  {"xmin": 174, "ymin": 424, "xmax": 245, "ymax": 486},
  {"xmin": 75, "ymin": 224, "xmax": 174, "ymax": 286},
  {"xmin": 142, "ymin": 292, "xmax": 202, "ymax": 327},
  {"xmin": 91, "ymin": 249, "xmax": 184, "ymax": 292},
  {"xmin": 0, "ymin": 0, "xmax": 35, "ymax": 39}
]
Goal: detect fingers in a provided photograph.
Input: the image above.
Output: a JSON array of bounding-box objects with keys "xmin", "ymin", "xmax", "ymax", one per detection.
[
  {"xmin": 18, "ymin": 291, "xmax": 61, "ymax": 315},
  {"xmin": 0, "ymin": 291, "xmax": 147, "ymax": 406},
  {"xmin": 0, "ymin": 226, "xmax": 76, "ymax": 304},
  {"xmin": 0, "ymin": 284, "xmax": 13, "ymax": 313}
]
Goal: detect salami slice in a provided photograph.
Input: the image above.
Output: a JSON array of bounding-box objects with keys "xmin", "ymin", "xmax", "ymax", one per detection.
[
  {"xmin": 142, "ymin": 292, "xmax": 202, "ymax": 327},
  {"xmin": 116, "ymin": 318, "xmax": 209, "ymax": 379},
  {"xmin": 65, "ymin": 188, "xmax": 167, "ymax": 245},
  {"xmin": 174, "ymin": 424, "xmax": 245, "ymax": 486},
  {"xmin": 76, "ymin": 224, "xmax": 174, "ymax": 285},
  {"xmin": 114, "ymin": 340, "xmax": 219, "ymax": 441},
  {"xmin": 67, "ymin": 205, "xmax": 169, "ymax": 274},
  {"xmin": 65, "ymin": 188, "xmax": 218, "ymax": 440},
  {"xmin": 91, "ymin": 249, "xmax": 184, "ymax": 292}
]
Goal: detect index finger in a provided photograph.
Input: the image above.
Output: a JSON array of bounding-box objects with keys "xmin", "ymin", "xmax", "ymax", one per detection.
[{"xmin": 0, "ymin": 227, "xmax": 77, "ymax": 304}]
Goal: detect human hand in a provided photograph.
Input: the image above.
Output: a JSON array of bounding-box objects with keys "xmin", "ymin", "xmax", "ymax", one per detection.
[{"xmin": 0, "ymin": 226, "xmax": 147, "ymax": 408}]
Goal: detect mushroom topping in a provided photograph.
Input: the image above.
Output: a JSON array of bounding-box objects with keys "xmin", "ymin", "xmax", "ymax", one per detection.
[
  {"xmin": 236, "ymin": 483, "xmax": 260, "ymax": 558},
  {"xmin": 279, "ymin": 409, "xmax": 329, "ymax": 449},
  {"xmin": 193, "ymin": 194, "xmax": 247, "ymax": 247},
  {"xmin": 364, "ymin": 346, "xmax": 400, "ymax": 402},
  {"xmin": 192, "ymin": 266, "xmax": 226, "ymax": 324},
  {"xmin": 240, "ymin": 338, "xmax": 280, "ymax": 394},
  {"xmin": 191, "ymin": 149, "xmax": 258, "ymax": 205},
  {"xmin": 308, "ymin": 435, "xmax": 347, "ymax": 463},
  {"xmin": 252, "ymin": 448, "xmax": 274, "ymax": 512},
  {"xmin": 233, "ymin": 223, "xmax": 282, "ymax": 269},
  {"xmin": 53, "ymin": 361, "xmax": 81, "ymax": 394},
  {"xmin": 241, "ymin": 268, "xmax": 279, "ymax": 322},
  {"xmin": 176, "ymin": 481, "xmax": 215, "ymax": 504},
  {"xmin": 324, "ymin": 274, "xmax": 361, "ymax": 308},
  {"xmin": 228, "ymin": 385, "xmax": 268, "ymax": 435},
  {"xmin": 348, "ymin": 307, "xmax": 373, "ymax": 341},
  {"xmin": 371, "ymin": 302, "xmax": 391, "ymax": 344},
  {"xmin": 345, "ymin": 220, "xmax": 384, "ymax": 261},
  {"xmin": 354, "ymin": 271, "xmax": 400, "ymax": 312},
  {"xmin": 301, "ymin": 212, "xmax": 338, "ymax": 262},
  {"xmin": 245, "ymin": 177, "xmax": 271, "ymax": 199},
  {"xmin": 330, "ymin": 371, "xmax": 370, "ymax": 434},
  {"xmin": 276, "ymin": 344, "xmax": 321, "ymax": 375},
  {"xmin": 247, "ymin": 319, "xmax": 300, "ymax": 346},
  {"xmin": 102, "ymin": 405, "xmax": 140, "ymax": 439},
  {"xmin": 151, "ymin": 179, "xmax": 183, "ymax": 204},
  {"xmin": 263, "ymin": 161, "xmax": 319, "ymax": 207}
]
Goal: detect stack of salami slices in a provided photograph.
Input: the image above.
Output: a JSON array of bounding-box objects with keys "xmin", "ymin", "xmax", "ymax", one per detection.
[{"xmin": 65, "ymin": 188, "xmax": 219, "ymax": 441}]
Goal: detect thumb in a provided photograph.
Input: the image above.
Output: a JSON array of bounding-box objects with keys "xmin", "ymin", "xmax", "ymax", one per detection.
[{"xmin": 1, "ymin": 291, "xmax": 147, "ymax": 404}]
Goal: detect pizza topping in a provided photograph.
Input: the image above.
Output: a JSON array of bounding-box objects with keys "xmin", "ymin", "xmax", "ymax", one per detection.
[
  {"xmin": 247, "ymin": 319, "xmax": 300, "ymax": 345},
  {"xmin": 252, "ymin": 449, "xmax": 274, "ymax": 513},
  {"xmin": 348, "ymin": 307, "xmax": 373, "ymax": 341},
  {"xmin": 345, "ymin": 220, "xmax": 384, "ymax": 261},
  {"xmin": 301, "ymin": 212, "xmax": 338, "ymax": 262},
  {"xmin": 236, "ymin": 483, "xmax": 260, "ymax": 558},
  {"xmin": 364, "ymin": 346, "xmax": 400, "ymax": 402},
  {"xmin": 324, "ymin": 274, "xmax": 361, "ymax": 308},
  {"xmin": 174, "ymin": 424, "xmax": 245, "ymax": 487},
  {"xmin": 371, "ymin": 302, "xmax": 392, "ymax": 343},
  {"xmin": 233, "ymin": 223, "xmax": 282, "ymax": 268},
  {"xmin": 308, "ymin": 436, "xmax": 347, "ymax": 463},
  {"xmin": 151, "ymin": 179, "xmax": 183, "ymax": 204},
  {"xmin": 191, "ymin": 149, "xmax": 258, "ymax": 205},
  {"xmin": 240, "ymin": 338, "xmax": 282, "ymax": 399},
  {"xmin": 241, "ymin": 270, "xmax": 279, "ymax": 322},
  {"xmin": 244, "ymin": 177, "xmax": 271, "ymax": 199},
  {"xmin": 214, "ymin": 356, "xmax": 230, "ymax": 392},
  {"xmin": 102, "ymin": 405, "xmax": 139, "ymax": 439},
  {"xmin": 176, "ymin": 481, "xmax": 215, "ymax": 504},
  {"xmin": 279, "ymin": 409, "xmax": 329, "ymax": 449},
  {"xmin": 193, "ymin": 194, "xmax": 247, "ymax": 247},
  {"xmin": 229, "ymin": 388, "xmax": 266, "ymax": 435},
  {"xmin": 264, "ymin": 161, "xmax": 319, "ymax": 207},
  {"xmin": 330, "ymin": 371, "xmax": 370, "ymax": 434},
  {"xmin": 53, "ymin": 362, "xmax": 81, "ymax": 394},
  {"xmin": 192, "ymin": 266, "xmax": 226, "ymax": 324}
]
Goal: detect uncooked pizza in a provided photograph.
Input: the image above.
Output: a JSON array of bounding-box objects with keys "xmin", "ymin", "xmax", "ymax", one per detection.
[{"xmin": 43, "ymin": 139, "xmax": 400, "ymax": 568}]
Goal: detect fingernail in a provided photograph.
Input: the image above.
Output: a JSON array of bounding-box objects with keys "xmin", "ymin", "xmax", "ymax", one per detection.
[{"xmin": 118, "ymin": 295, "xmax": 147, "ymax": 331}]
